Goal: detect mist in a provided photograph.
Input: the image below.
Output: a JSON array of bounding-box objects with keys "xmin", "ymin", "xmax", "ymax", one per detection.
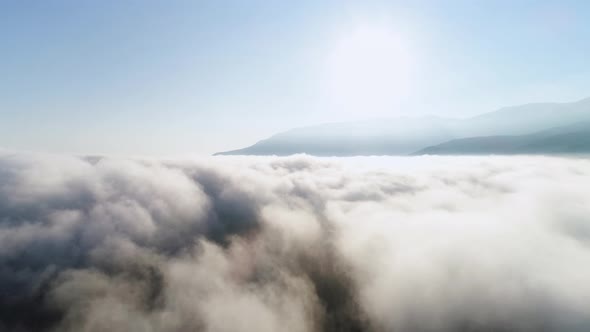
[{"xmin": 1, "ymin": 152, "xmax": 590, "ymax": 331}]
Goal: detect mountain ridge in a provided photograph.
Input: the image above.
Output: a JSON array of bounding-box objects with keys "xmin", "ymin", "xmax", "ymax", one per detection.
[
  {"xmin": 215, "ymin": 97, "xmax": 590, "ymax": 156},
  {"xmin": 414, "ymin": 121, "xmax": 590, "ymax": 155}
]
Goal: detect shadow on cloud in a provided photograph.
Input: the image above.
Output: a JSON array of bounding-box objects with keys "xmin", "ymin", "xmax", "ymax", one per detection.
[{"xmin": 1, "ymin": 153, "xmax": 590, "ymax": 331}]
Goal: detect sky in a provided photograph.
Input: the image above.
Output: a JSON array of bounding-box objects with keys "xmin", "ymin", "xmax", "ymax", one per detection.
[{"xmin": 1, "ymin": 0, "xmax": 589, "ymax": 156}]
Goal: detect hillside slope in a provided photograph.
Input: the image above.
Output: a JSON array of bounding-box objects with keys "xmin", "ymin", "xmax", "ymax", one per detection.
[
  {"xmin": 414, "ymin": 122, "xmax": 590, "ymax": 155},
  {"xmin": 216, "ymin": 97, "xmax": 590, "ymax": 156}
]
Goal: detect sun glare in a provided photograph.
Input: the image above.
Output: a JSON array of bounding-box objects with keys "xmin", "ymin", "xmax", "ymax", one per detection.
[{"xmin": 324, "ymin": 24, "xmax": 414, "ymax": 118}]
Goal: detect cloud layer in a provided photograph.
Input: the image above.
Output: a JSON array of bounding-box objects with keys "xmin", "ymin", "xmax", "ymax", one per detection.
[{"xmin": 1, "ymin": 153, "xmax": 590, "ymax": 331}]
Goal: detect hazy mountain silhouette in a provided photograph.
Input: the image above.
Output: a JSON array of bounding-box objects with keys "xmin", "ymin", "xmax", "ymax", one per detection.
[
  {"xmin": 414, "ymin": 121, "xmax": 590, "ymax": 155},
  {"xmin": 216, "ymin": 117, "xmax": 458, "ymax": 156},
  {"xmin": 215, "ymin": 97, "xmax": 590, "ymax": 156}
]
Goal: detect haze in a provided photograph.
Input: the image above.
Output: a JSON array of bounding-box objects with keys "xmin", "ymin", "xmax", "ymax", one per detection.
[
  {"xmin": 3, "ymin": 2, "xmax": 590, "ymax": 331},
  {"xmin": 1, "ymin": 0, "xmax": 590, "ymax": 155}
]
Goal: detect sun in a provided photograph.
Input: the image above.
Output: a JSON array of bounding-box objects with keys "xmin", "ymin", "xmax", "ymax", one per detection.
[{"xmin": 323, "ymin": 24, "xmax": 414, "ymax": 118}]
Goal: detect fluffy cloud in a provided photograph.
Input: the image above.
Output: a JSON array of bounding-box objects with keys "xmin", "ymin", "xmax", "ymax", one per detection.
[{"xmin": 1, "ymin": 152, "xmax": 590, "ymax": 331}]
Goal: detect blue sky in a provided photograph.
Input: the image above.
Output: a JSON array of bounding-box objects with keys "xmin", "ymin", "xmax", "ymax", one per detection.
[{"xmin": 1, "ymin": 0, "xmax": 589, "ymax": 155}]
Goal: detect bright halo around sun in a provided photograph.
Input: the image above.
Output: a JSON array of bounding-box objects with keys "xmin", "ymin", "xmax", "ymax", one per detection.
[{"xmin": 323, "ymin": 24, "xmax": 415, "ymax": 118}]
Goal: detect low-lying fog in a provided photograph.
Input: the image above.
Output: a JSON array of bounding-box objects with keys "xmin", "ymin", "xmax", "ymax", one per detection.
[{"xmin": 1, "ymin": 153, "xmax": 590, "ymax": 331}]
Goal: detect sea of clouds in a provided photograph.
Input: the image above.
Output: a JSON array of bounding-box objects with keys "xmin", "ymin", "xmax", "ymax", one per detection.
[{"xmin": 1, "ymin": 152, "xmax": 590, "ymax": 331}]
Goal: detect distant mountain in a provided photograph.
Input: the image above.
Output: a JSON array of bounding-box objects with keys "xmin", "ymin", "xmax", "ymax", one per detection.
[
  {"xmin": 216, "ymin": 117, "xmax": 458, "ymax": 156},
  {"xmin": 414, "ymin": 122, "xmax": 590, "ymax": 155},
  {"xmin": 455, "ymin": 97, "xmax": 590, "ymax": 137},
  {"xmin": 215, "ymin": 97, "xmax": 590, "ymax": 156}
]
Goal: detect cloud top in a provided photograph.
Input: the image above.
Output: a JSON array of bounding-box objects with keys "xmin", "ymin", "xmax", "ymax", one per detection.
[{"xmin": 1, "ymin": 153, "xmax": 590, "ymax": 331}]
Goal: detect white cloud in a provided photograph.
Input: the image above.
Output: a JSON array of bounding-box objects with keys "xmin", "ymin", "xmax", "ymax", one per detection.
[{"xmin": 1, "ymin": 153, "xmax": 590, "ymax": 331}]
